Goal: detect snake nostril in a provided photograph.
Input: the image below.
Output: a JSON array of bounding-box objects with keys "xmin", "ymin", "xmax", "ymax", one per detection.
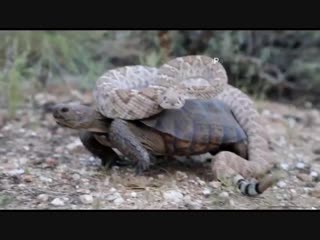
[{"xmin": 61, "ymin": 107, "xmax": 69, "ymax": 113}]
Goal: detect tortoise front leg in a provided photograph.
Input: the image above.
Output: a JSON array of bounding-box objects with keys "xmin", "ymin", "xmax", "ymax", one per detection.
[
  {"xmin": 109, "ymin": 119, "xmax": 151, "ymax": 175},
  {"xmin": 79, "ymin": 130, "xmax": 125, "ymax": 167}
]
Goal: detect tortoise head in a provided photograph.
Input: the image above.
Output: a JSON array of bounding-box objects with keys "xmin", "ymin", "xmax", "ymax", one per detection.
[{"xmin": 52, "ymin": 102, "xmax": 110, "ymax": 133}]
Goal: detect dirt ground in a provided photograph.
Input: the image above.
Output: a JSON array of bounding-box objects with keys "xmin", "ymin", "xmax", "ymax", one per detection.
[{"xmin": 1, "ymin": 90, "xmax": 320, "ymax": 210}]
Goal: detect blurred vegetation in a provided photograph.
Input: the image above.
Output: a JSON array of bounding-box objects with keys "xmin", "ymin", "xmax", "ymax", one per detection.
[{"xmin": 0, "ymin": 30, "xmax": 319, "ymax": 117}]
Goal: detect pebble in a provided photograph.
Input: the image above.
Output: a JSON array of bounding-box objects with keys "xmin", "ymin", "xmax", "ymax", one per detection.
[
  {"xmin": 45, "ymin": 158, "xmax": 57, "ymax": 168},
  {"xmin": 297, "ymin": 173, "xmax": 313, "ymax": 183},
  {"xmin": 309, "ymin": 187, "xmax": 320, "ymax": 198},
  {"xmin": 130, "ymin": 192, "xmax": 137, "ymax": 198},
  {"xmin": 310, "ymin": 171, "xmax": 319, "ymax": 179},
  {"xmin": 280, "ymin": 163, "xmax": 289, "ymax": 171},
  {"xmin": 314, "ymin": 157, "xmax": 320, "ymax": 162},
  {"xmin": 157, "ymin": 174, "xmax": 165, "ymax": 179},
  {"xmin": 287, "ymin": 118, "xmax": 296, "ymax": 128},
  {"xmin": 163, "ymin": 190, "xmax": 184, "ymax": 204},
  {"xmin": 7, "ymin": 169, "xmax": 25, "ymax": 176},
  {"xmin": 72, "ymin": 173, "xmax": 81, "ymax": 181},
  {"xmin": 23, "ymin": 146, "xmax": 30, "ymax": 151},
  {"xmin": 196, "ymin": 177, "xmax": 206, "ymax": 186},
  {"xmin": 290, "ymin": 189, "xmax": 297, "ymax": 196},
  {"xmin": 313, "ymin": 148, "xmax": 320, "ymax": 155},
  {"xmin": 295, "ymin": 162, "xmax": 305, "ymax": 169},
  {"xmin": 303, "ymin": 187, "xmax": 312, "ymax": 194},
  {"xmin": 114, "ymin": 197, "xmax": 125, "ymax": 205},
  {"xmin": 184, "ymin": 200, "xmax": 202, "ymax": 210},
  {"xmin": 175, "ymin": 171, "xmax": 188, "ymax": 181},
  {"xmin": 66, "ymin": 139, "xmax": 83, "ymax": 151},
  {"xmin": 277, "ymin": 181, "xmax": 287, "ymax": 188},
  {"xmin": 79, "ymin": 194, "xmax": 94, "ymax": 204},
  {"xmin": 202, "ymin": 188, "xmax": 211, "ymax": 197},
  {"xmin": 39, "ymin": 176, "xmax": 53, "ymax": 183},
  {"xmin": 219, "ymin": 192, "xmax": 229, "ymax": 198},
  {"xmin": 106, "ymin": 193, "xmax": 121, "ymax": 202},
  {"xmin": 209, "ymin": 181, "xmax": 221, "ymax": 189},
  {"xmin": 51, "ymin": 198, "xmax": 64, "ymax": 206},
  {"xmin": 37, "ymin": 194, "xmax": 49, "ymax": 202},
  {"xmin": 76, "ymin": 189, "xmax": 91, "ymax": 194},
  {"xmin": 18, "ymin": 157, "xmax": 28, "ymax": 165},
  {"xmin": 23, "ymin": 175, "xmax": 33, "ymax": 183}
]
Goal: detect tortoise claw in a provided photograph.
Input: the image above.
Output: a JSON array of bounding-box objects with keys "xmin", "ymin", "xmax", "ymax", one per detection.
[{"xmin": 134, "ymin": 159, "xmax": 150, "ymax": 176}]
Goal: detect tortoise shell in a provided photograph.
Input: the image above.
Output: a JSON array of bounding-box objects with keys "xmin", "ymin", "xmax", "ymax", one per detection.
[{"xmin": 140, "ymin": 99, "xmax": 247, "ymax": 147}]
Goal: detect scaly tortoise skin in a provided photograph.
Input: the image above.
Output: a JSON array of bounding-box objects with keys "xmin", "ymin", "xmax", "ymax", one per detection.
[
  {"xmin": 52, "ymin": 99, "xmax": 274, "ymax": 196},
  {"xmin": 93, "ymin": 55, "xmax": 227, "ymax": 120}
]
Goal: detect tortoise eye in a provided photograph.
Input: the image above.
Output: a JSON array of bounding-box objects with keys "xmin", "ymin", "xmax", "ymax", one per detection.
[{"xmin": 61, "ymin": 107, "xmax": 69, "ymax": 113}]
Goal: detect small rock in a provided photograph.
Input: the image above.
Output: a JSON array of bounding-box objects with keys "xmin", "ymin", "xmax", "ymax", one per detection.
[
  {"xmin": 23, "ymin": 175, "xmax": 33, "ymax": 183},
  {"xmin": 280, "ymin": 163, "xmax": 289, "ymax": 171},
  {"xmin": 51, "ymin": 198, "xmax": 64, "ymax": 206},
  {"xmin": 297, "ymin": 173, "xmax": 313, "ymax": 183},
  {"xmin": 188, "ymin": 179, "xmax": 197, "ymax": 185},
  {"xmin": 184, "ymin": 200, "xmax": 202, "ymax": 209},
  {"xmin": 196, "ymin": 177, "xmax": 206, "ymax": 186},
  {"xmin": 130, "ymin": 192, "xmax": 137, "ymax": 198},
  {"xmin": 290, "ymin": 189, "xmax": 297, "ymax": 195},
  {"xmin": 287, "ymin": 118, "xmax": 296, "ymax": 128},
  {"xmin": 261, "ymin": 109, "xmax": 271, "ymax": 117},
  {"xmin": 296, "ymin": 162, "xmax": 305, "ymax": 169},
  {"xmin": 109, "ymin": 188, "xmax": 117, "ymax": 193},
  {"xmin": 18, "ymin": 157, "xmax": 28, "ymax": 165},
  {"xmin": 37, "ymin": 194, "xmax": 49, "ymax": 202},
  {"xmin": 23, "ymin": 145, "xmax": 30, "ymax": 151},
  {"xmin": 39, "ymin": 176, "xmax": 52, "ymax": 183},
  {"xmin": 202, "ymin": 188, "xmax": 211, "ymax": 197},
  {"xmin": 309, "ymin": 188, "xmax": 320, "ymax": 198},
  {"xmin": 114, "ymin": 197, "xmax": 124, "ymax": 205},
  {"xmin": 219, "ymin": 192, "xmax": 229, "ymax": 198},
  {"xmin": 157, "ymin": 174, "xmax": 165, "ymax": 179},
  {"xmin": 209, "ymin": 181, "xmax": 221, "ymax": 189},
  {"xmin": 45, "ymin": 158, "xmax": 57, "ymax": 168},
  {"xmin": 175, "ymin": 171, "xmax": 188, "ymax": 181},
  {"xmin": 277, "ymin": 181, "xmax": 287, "ymax": 188},
  {"xmin": 79, "ymin": 194, "xmax": 94, "ymax": 204},
  {"xmin": 66, "ymin": 139, "xmax": 83, "ymax": 151},
  {"xmin": 106, "ymin": 193, "xmax": 121, "ymax": 202},
  {"xmin": 314, "ymin": 157, "xmax": 320, "ymax": 162},
  {"xmin": 303, "ymin": 187, "xmax": 312, "ymax": 194},
  {"xmin": 76, "ymin": 189, "xmax": 91, "ymax": 194},
  {"xmin": 7, "ymin": 169, "xmax": 25, "ymax": 177},
  {"xmin": 305, "ymin": 101, "xmax": 313, "ymax": 108},
  {"xmin": 313, "ymin": 148, "xmax": 320, "ymax": 155},
  {"xmin": 72, "ymin": 173, "xmax": 81, "ymax": 181},
  {"xmin": 163, "ymin": 190, "xmax": 184, "ymax": 204},
  {"xmin": 310, "ymin": 171, "xmax": 319, "ymax": 179}
]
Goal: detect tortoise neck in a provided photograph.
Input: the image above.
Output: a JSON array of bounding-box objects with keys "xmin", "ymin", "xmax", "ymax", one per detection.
[{"xmin": 88, "ymin": 111, "xmax": 111, "ymax": 133}]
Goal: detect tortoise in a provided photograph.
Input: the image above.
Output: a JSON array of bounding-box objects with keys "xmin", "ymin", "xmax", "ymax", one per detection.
[{"xmin": 52, "ymin": 99, "xmax": 270, "ymax": 196}]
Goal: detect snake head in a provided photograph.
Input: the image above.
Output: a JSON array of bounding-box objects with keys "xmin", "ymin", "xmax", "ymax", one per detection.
[{"xmin": 158, "ymin": 88, "xmax": 186, "ymax": 109}]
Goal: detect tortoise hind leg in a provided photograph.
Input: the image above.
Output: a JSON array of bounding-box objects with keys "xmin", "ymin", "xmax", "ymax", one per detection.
[
  {"xmin": 211, "ymin": 151, "xmax": 279, "ymax": 196},
  {"xmin": 79, "ymin": 130, "xmax": 126, "ymax": 167},
  {"xmin": 109, "ymin": 119, "xmax": 151, "ymax": 175}
]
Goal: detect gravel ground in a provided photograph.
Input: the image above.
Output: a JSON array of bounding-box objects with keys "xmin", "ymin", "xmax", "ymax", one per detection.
[{"xmin": 1, "ymin": 91, "xmax": 320, "ymax": 209}]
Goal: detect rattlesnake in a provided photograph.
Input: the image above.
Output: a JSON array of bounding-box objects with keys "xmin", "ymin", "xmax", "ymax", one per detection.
[
  {"xmin": 92, "ymin": 55, "xmax": 278, "ymax": 194},
  {"xmin": 94, "ymin": 55, "xmax": 228, "ymax": 120}
]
